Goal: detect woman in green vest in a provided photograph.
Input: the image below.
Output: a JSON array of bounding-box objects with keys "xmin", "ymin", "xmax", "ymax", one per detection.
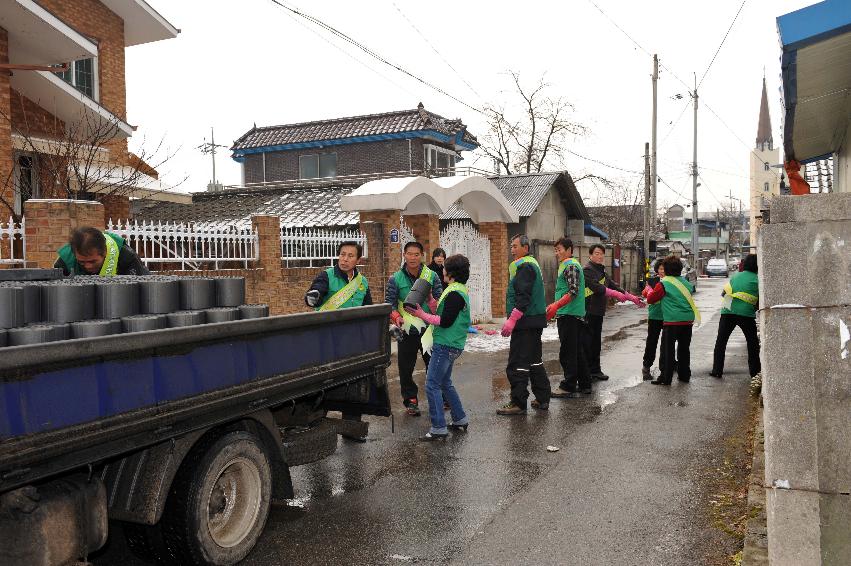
[
  {"xmin": 710, "ymin": 254, "xmax": 760, "ymax": 379},
  {"xmin": 404, "ymin": 254, "xmax": 471, "ymax": 441},
  {"xmin": 645, "ymin": 255, "xmax": 700, "ymax": 385},
  {"xmin": 641, "ymin": 258, "xmax": 666, "ymax": 380}
]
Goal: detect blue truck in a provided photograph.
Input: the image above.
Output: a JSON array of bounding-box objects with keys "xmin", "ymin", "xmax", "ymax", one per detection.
[{"xmin": 0, "ymin": 304, "xmax": 392, "ymax": 565}]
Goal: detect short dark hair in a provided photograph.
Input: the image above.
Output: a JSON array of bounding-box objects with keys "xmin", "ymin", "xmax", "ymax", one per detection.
[
  {"xmin": 742, "ymin": 253, "xmax": 758, "ymax": 273},
  {"xmin": 589, "ymin": 244, "xmax": 606, "ymax": 255},
  {"xmin": 444, "ymin": 254, "xmax": 470, "ymax": 283},
  {"xmin": 404, "ymin": 241, "xmax": 424, "ymax": 253},
  {"xmin": 510, "ymin": 234, "xmax": 530, "ymax": 248},
  {"xmin": 432, "ymin": 247, "xmax": 446, "ymax": 260},
  {"xmin": 653, "ymin": 258, "xmax": 664, "ymax": 272},
  {"xmin": 662, "ymin": 255, "xmax": 683, "ymax": 277},
  {"xmin": 337, "ymin": 240, "xmax": 363, "ymax": 258},
  {"xmin": 555, "ymin": 237, "xmax": 573, "ymax": 251},
  {"xmin": 70, "ymin": 227, "xmax": 106, "ymax": 256}
]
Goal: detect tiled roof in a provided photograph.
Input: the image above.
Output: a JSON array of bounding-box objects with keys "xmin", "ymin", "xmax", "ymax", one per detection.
[
  {"xmin": 441, "ymin": 172, "xmax": 589, "ymax": 221},
  {"xmin": 231, "ymin": 103, "xmax": 477, "ymax": 151},
  {"xmin": 133, "ymin": 184, "xmax": 360, "ymax": 229}
]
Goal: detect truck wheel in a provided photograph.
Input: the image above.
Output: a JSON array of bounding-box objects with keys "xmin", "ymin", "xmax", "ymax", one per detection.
[{"xmin": 160, "ymin": 431, "xmax": 272, "ymax": 565}]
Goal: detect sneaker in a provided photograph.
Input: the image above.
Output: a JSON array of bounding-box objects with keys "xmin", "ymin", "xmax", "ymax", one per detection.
[
  {"xmin": 419, "ymin": 431, "xmax": 448, "ymax": 442},
  {"xmin": 531, "ymin": 399, "xmax": 549, "ymax": 410},
  {"xmin": 496, "ymin": 402, "xmax": 527, "ymax": 416},
  {"xmin": 551, "ymin": 388, "xmax": 578, "ymax": 399},
  {"xmin": 592, "ymin": 372, "xmax": 609, "ymax": 381},
  {"xmin": 642, "ymin": 366, "xmax": 652, "ymax": 380},
  {"xmin": 405, "ymin": 399, "xmax": 421, "ymax": 416},
  {"xmin": 709, "ymin": 370, "xmax": 722, "ymax": 378}
]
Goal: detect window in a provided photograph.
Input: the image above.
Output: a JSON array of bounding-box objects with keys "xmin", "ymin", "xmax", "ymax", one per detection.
[
  {"xmin": 764, "ymin": 182, "xmax": 770, "ymax": 192},
  {"xmin": 298, "ymin": 153, "xmax": 336, "ymax": 179},
  {"xmin": 764, "ymin": 162, "xmax": 770, "ymax": 171},
  {"xmin": 423, "ymin": 144, "xmax": 457, "ymax": 175},
  {"xmin": 59, "ymin": 58, "xmax": 98, "ymax": 100},
  {"xmin": 13, "ymin": 153, "xmax": 38, "ymax": 216}
]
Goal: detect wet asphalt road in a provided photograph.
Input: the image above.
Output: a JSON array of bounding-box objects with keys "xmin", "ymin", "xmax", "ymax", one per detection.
[{"xmin": 95, "ymin": 277, "xmax": 753, "ymax": 565}]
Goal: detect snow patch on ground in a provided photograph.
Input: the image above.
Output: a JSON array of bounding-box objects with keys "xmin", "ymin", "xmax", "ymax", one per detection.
[
  {"xmin": 465, "ymin": 323, "xmax": 560, "ymax": 352},
  {"xmin": 840, "ymin": 319, "xmax": 849, "ymax": 360},
  {"xmin": 770, "ymin": 304, "xmax": 806, "ymax": 309}
]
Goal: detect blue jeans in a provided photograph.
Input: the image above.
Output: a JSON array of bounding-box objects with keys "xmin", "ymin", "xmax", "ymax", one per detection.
[{"xmin": 425, "ymin": 344, "xmax": 467, "ymax": 434}]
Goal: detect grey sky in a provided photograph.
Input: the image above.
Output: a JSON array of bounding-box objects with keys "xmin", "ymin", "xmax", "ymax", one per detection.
[{"xmin": 126, "ymin": 0, "xmax": 809, "ymax": 213}]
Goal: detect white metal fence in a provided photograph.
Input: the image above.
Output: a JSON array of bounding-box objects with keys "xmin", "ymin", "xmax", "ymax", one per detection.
[
  {"xmin": 280, "ymin": 226, "xmax": 368, "ymax": 268},
  {"xmin": 0, "ymin": 216, "xmax": 25, "ymax": 265},
  {"xmin": 107, "ymin": 219, "xmax": 258, "ymax": 270}
]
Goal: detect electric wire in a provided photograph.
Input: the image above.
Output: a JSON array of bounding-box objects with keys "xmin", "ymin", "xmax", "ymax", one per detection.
[{"xmin": 697, "ymin": 0, "xmax": 747, "ymax": 90}]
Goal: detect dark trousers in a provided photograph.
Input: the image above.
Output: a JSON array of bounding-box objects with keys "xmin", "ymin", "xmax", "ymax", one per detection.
[
  {"xmin": 398, "ymin": 330, "xmax": 430, "ymax": 405},
  {"xmin": 583, "ymin": 314, "xmax": 605, "ymax": 375},
  {"xmin": 558, "ymin": 316, "xmax": 590, "ymax": 392},
  {"xmin": 506, "ymin": 327, "xmax": 550, "ymax": 408},
  {"xmin": 712, "ymin": 314, "xmax": 761, "ymax": 377},
  {"xmin": 643, "ymin": 318, "xmax": 664, "ymax": 369},
  {"xmin": 660, "ymin": 324, "xmax": 692, "ymax": 383}
]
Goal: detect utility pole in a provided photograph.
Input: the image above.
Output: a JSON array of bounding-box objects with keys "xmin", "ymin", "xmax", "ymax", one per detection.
[
  {"xmin": 738, "ymin": 197, "xmax": 744, "ymax": 258},
  {"xmin": 691, "ymin": 75, "xmax": 699, "ymax": 269},
  {"xmin": 644, "ymin": 142, "xmax": 651, "ymax": 281},
  {"xmin": 197, "ymin": 127, "xmax": 228, "ymax": 191},
  {"xmin": 651, "ymin": 54, "xmax": 659, "ymax": 224},
  {"xmin": 715, "ymin": 208, "xmax": 720, "ymax": 258}
]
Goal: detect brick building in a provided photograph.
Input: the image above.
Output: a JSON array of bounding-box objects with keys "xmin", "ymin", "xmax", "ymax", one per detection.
[
  {"xmin": 0, "ymin": 0, "xmax": 180, "ymax": 221},
  {"xmin": 230, "ymin": 103, "xmax": 478, "ymax": 185}
]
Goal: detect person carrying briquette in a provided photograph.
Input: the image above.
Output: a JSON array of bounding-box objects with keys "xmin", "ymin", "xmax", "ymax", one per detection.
[
  {"xmin": 405, "ymin": 254, "xmax": 471, "ymax": 441},
  {"xmin": 547, "ymin": 237, "xmax": 591, "ymax": 399},
  {"xmin": 710, "ymin": 253, "xmax": 760, "ymax": 380},
  {"xmin": 645, "ymin": 255, "xmax": 700, "ymax": 385},
  {"xmin": 304, "ymin": 241, "xmax": 372, "ymax": 310},
  {"xmin": 385, "ymin": 241, "xmax": 443, "ymax": 416},
  {"xmin": 583, "ymin": 244, "xmax": 644, "ymax": 381},
  {"xmin": 641, "ymin": 258, "xmax": 666, "ymax": 380},
  {"xmin": 496, "ymin": 234, "xmax": 550, "ymax": 415},
  {"xmin": 55, "ymin": 227, "xmax": 149, "ymax": 276}
]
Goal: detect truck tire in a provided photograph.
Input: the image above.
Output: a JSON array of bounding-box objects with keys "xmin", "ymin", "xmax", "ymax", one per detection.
[
  {"xmin": 280, "ymin": 419, "xmax": 338, "ymax": 466},
  {"xmin": 159, "ymin": 431, "xmax": 272, "ymax": 565}
]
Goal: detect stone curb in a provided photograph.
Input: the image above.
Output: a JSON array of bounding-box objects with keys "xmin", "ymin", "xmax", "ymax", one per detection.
[{"xmin": 742, "ymin": 401, "xmax": 768, "ymax": 565}]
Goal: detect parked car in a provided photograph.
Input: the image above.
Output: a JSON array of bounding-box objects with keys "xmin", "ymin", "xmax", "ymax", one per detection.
[
  {"xmin": 728, "ymin": 257, "xmax": 741, "ymax": 271},
  {"xmin": 706, "ymin": 258, "xmax": 729, "ymax": 277}
]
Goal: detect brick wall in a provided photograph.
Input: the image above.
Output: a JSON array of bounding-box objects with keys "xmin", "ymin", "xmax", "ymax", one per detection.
[
  {"xmin": 0, "ymin": 29, "xmax": 13, "ymax": 216},
  {"xmin": 479, "ymin": 222, "xmax": 508, "ymax": 318},
  {"xmin": 247, "ymin": 138, "xmax": 441, "ymax": 182},
  {"xmin": 24, "ymin": 199, "xmax": 105, "ymax": 268},
  {"xmin": 403, "ymin": 214, "xmax": 440, "ymax": 261},
  {"xmin": 101, "ymin": 194, "xmax": 131, "ymax": 222}
]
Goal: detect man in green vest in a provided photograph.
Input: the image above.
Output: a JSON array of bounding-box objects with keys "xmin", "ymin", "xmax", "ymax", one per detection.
[
  {"xmin": 645, "ymin": 255, "xmax": 700, "ymax": 385},
  {"xmin": 710, "ymin": 253, "xmax": 760, "ymax": 379},
  {"xmin": 304, "ymin": 241, "xmax": 372, "ymax": 310},
  {"xmin": 497, "ymin": 234, "xmax": 550, "ymax": 415},
  {"xmin": 385, "ymin": 241, "xmax": 443, "ymax": 416},
  {"xmin": 55, "ymin": 226, "xmax": 148, "ymax": 276},
  {"xmin": 546, "ymin": 237, "xmax": 591, "ymax": 399}
]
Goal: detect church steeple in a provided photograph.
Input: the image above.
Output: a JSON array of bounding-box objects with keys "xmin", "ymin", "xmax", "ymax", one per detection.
[{"xmin": 756, "ymin": 77, "xmax": 773, "ymax": 150}]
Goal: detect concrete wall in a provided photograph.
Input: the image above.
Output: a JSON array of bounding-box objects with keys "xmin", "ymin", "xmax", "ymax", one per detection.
[
  {"xmin": 759, "ymin": 193, "xmax": 851, "ymax": 565},
  {"xmin": 836, "ymin": 119, "xmax": 850, "ymax": 194},
  {"xmin": 525, "ymin": 187, "xmax": 568, "ymax": 243}
]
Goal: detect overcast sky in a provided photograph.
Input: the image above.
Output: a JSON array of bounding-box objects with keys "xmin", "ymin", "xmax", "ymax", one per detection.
[{"xmin": 126, "ymin": 0, "xmax": 811, "ymax": 214}]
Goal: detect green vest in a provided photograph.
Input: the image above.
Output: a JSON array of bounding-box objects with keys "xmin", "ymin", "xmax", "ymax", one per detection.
[
  {"xmin": 555, "ymin": 257, "xmax": 586, "ymax": 317},
  {"xmin": 647, "ymin": 277, "xmax": 663, "ymax": 321},
  {"xmin": 660, "ymin": 276, "xmax": 696, "ymax": 323},
  {"xmin": 57, "ymin": 231, "xmax": 124, "ymax": 276},
  {"xmin": 506, "ymin": 255, "xmax": 546, "ymax": 316},
  {"xmin": 394, "ymin": 264, "xmax": 437, "ymax": 333},
  {"xmin": 433, "ymin": 282, "xmax": 471, "ymax": 350},
  {"xmin": 721, "ymin": 270, "xmax": 759, "ymax": 318},
  {"xmin": 316, "ymin": 267, "xmax": 368, "ymax": 310}
]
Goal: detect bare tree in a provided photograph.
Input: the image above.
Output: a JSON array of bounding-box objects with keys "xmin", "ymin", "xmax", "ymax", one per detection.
[
  {"xmin": 479, "ymin": 71, "xmax": 587, "ymax": 175},
  {"xmin": 0, "ymin": 97, "xmax": 184, "ymax": 221},
  {"xmin": 587, "ymin": 179, "xmax": 646, "ymax": 244}
]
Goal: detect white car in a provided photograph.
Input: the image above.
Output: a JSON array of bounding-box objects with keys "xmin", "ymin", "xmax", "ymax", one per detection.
[{"xmin": 706, "ymin": 258, "xmax": 729, "ymax": 277}]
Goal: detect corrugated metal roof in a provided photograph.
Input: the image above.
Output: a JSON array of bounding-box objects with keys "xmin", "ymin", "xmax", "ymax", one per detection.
[{"xmin": 232, "ymin": 104, "xmax": 477, "ymax": 151}]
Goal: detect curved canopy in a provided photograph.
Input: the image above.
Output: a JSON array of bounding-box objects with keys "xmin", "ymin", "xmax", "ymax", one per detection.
[{"xmin": 341, "ymin": 175, "xmax": 519, "ymax": 223}]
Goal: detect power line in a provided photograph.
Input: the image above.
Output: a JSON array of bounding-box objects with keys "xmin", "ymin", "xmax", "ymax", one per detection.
[
  {"xmin": 657, "ymin": 175, "xmax": 691, "ymax": 202},
  {"xmin": 697, "ymin": 0, "xmax": 747, "ymax": 90},
  {"xmin": 566, "ymin": 149, "xmax": 643, "ymax": 174},
  {"xmin": 390, "ymin": 2, "xmax": 484, "ymax": 101},
  {"xmin": 702, "ymin": 102, "xmax": 780, "ymax": 180}
]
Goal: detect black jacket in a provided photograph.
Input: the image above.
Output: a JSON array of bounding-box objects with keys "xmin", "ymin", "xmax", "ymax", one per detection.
[
  {"xmin": 511, "ymin": 262, "xmax": 546, "ymax": 329},
  {"xmin": 54, "ymin": 245, "xmax": 149, "ymax": 276},
  {"xmin": 305, "ymin": 265, "xmax": 372, "ymax": 307},
  {"xmin": 583, "ymin": 260, "xmax": 623, "ymax": 317}
]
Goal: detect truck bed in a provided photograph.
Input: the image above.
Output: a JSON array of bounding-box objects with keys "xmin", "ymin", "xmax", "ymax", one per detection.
[{"xmin": 0, "ymin": 304, "xmax": 391, "ymax": 493}]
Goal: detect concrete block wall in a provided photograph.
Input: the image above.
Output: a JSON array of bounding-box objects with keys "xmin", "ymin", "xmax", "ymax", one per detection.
[{"xmin": 759, "ymin": 193, "xmax": 851, "ymax": 565}]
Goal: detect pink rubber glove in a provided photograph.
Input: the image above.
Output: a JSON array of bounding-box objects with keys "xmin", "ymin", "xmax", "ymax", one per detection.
[
  {"xmin": 500, "ymin": 308, "xmax": 523, "ymax": 337},
  {"xmin": 625, "ymin": 292, "xmax": 645, "ymax": 307},
  {"xmin": 405, "ymin": 304, "xmax": 440, "ymax": 326},
  {"xmin": 642, "ymin": 284, "xmax": 652, "ymax": 298},
  {"xmin": 604, "ymin": 287, "xmax": 628, "ymax": 302},
  {"xmin": 428, "ymin": 295, "xmax": 438, "ymax": 313}
]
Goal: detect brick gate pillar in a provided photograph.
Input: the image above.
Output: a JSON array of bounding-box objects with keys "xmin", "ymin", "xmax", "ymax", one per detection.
[
  {"xmin": 403, "ymin": 213, "xmax": 440, "ymax": 261},
  {"xmin": 479, "ymin": 221, "xmax": 508, "ymax": 319},
  {"xmin": 250, "ymin": 214, "xmax": 284, "ymax": 314},
  {"xmin": 360, "ymin": 210, "xmax": 402, "ymax": 300},
  {"xmin": 0, "ymin": 29, "xmax": 14, "ymax": 216},
  {"xmin": 24, "ymin": 199, "xmax": 105, "ymax": 268}
]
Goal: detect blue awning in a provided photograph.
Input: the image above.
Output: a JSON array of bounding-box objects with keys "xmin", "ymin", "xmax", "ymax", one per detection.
[
  {"xmin": 584, "ymin": 223, "xmax": 609, "ymax": 240},
  {"xmin": 777, "ymin": 0, "xmax": 851, "ymax": 163}
]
